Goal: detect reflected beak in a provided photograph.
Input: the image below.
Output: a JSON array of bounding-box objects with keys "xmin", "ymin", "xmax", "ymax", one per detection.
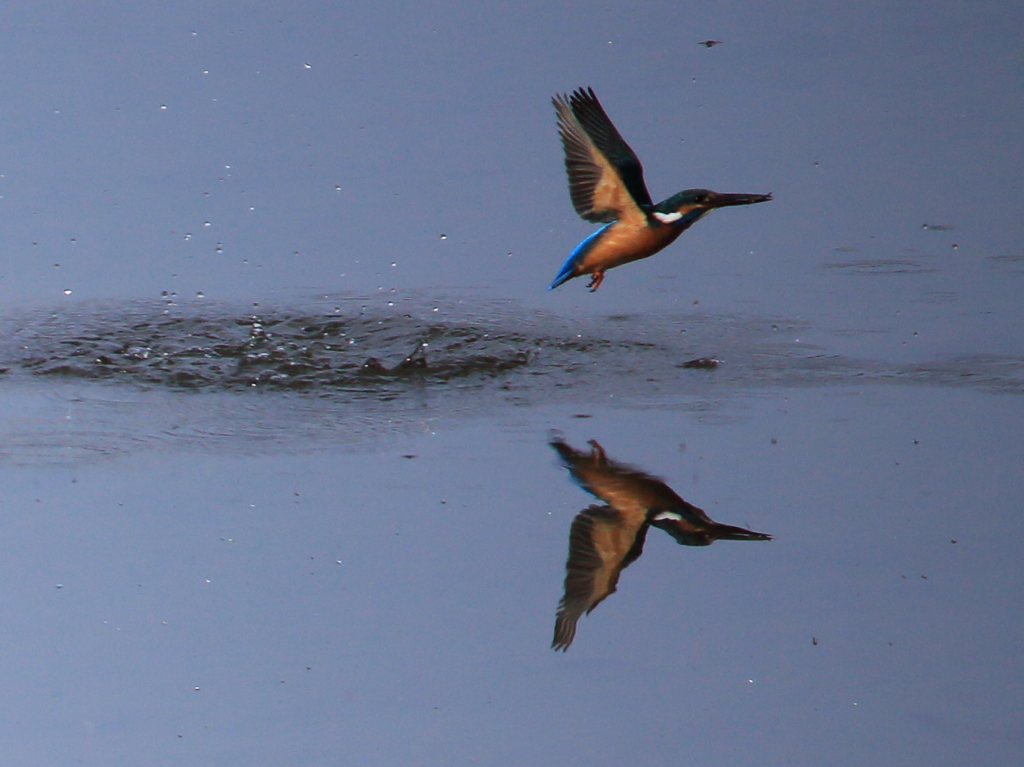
[
  {"xmin": 709, "ymin": 523, "xmax": 773, "ymax": 541},
  {"xmin": 709, "ymin": 192, "xmax": 773, "ymax": 208}
]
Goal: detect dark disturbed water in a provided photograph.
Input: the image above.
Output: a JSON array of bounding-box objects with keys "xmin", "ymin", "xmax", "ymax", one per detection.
[
  {"xmin": 2, "ymin": 293, "xmax": 1021, "ymax": 463},
  {"xmin": 3, "ymin": 294, "xmax": 1022, "ymax": 401}
]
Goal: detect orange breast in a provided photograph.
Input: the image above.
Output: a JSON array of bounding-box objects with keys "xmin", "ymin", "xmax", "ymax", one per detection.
[{"xmin": 579, "ymin": 220, "xmax": 683, "ymax": 273}]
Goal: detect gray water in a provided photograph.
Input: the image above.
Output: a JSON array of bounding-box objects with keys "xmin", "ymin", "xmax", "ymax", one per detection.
[
  {"xmin": 1, "ymin": 296, "xmax": 1020, "ymax": 766},
  {"xmin": 0, "ymin": 1, "xmax": 1022, "ymax": 765}
]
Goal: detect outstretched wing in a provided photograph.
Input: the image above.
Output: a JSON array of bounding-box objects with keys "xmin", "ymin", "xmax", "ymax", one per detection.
[
  {"xmin": 553, "ymin": 87, "xmax": 652, "ymax": 225},
  {"xmin": 552, "ymin": 504, "xmax": 650, "ymax": 651}
]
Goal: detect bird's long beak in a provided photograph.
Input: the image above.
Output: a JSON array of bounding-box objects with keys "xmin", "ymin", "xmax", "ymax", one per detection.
[
  {"xmin": 709, "ymin": 523, "xmax": 773, "ymax": 541},
  {"xmin": 709, "ymin": 192, "xmax": 773, "ymax": 208}
]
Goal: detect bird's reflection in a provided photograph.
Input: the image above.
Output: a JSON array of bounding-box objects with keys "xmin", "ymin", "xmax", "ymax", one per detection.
[{"xmin": 550, "ymin": 437, "xmax": 771, "ymax": 651}]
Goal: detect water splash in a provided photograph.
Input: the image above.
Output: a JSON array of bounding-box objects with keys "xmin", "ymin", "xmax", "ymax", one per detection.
[
  {"xmin": 0, "ymin": 294, "xmax": 1020, "ymax": 463},
  {"xmin": 0, "ymin": 295, "xmax": 1021, "ymax": 399}
]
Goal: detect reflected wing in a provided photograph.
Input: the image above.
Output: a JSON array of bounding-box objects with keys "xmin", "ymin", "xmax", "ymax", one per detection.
[
  {"xmin": 553, "ymin": 88, "xmax": 652, "ymax": 225},
  {"xmin": 552, "ymin": 504, "xmax": 650, "ymax": 651}
]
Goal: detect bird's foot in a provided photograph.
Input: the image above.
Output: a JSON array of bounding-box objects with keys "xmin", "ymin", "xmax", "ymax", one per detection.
[{"xmin": 586, "ymin": 272, "xmax": 604, "ymax": 292}]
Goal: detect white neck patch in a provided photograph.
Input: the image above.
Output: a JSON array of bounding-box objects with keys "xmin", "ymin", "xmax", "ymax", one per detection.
[{"xmin": 652, "ymin": 211, "xmax": 683, "ymax": 224}]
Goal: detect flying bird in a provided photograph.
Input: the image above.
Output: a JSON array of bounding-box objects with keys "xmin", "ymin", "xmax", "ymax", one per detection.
[
  {"xmin": 548, "ymin": 87, "xmax": 772, "ymax": 292},
  {"xmin": 550, "ymin": 437, "xmax": 771, "ymax": 650}
]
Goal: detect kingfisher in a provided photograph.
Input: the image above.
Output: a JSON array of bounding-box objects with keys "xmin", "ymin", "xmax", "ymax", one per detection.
[
  {"xmin": 548, "ymin": 87, "xmax": 772, "ymax": 292},
  {"xmin": 550, "ymin": 437, "xmax": 771, "ymax": 650}
]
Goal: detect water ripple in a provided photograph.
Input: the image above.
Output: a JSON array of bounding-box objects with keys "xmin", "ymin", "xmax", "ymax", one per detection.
[{"xmin": 1, "ymin": 295, "xmax": 1021, "ymax": 400}]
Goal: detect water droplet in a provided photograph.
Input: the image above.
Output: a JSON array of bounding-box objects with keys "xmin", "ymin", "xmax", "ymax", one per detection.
[
  {"xmin": 203, "ymin": 221, "xmax": 211, "ymax": 227},
  {"xmin": 303, "ymin": 62, "xmax": 312, "ymax": 69},
  {"xmin": 202, "ymin": 70, "xmax": 209, "ymax": 74},
  {"xmin": 387, "ymin": 301, "xmax": 394, "ymax": 306},
  {"xmin": 214, "ymin": 244, "xmax": 223, "ymax": 253},
  {"xmin": 390, "ymin": 262, "xmax": 397, "ymax": 267},
  {"xmin": 196, "ymin": 291, "xmax": 205, "ymax": 298},
  {"xmin": 63, "ymin": 289, "xmax": 72, "ymax": 295},
  {"xmin": 160, "ymin": 105, "xmax": 168, "ymax": 110},
  {"xmin": 184, "ymin": 233, "xmax": 192, "ymax": 241},
  {"xmin": 334, "ymin": 184, "xmax": 341, "ymax": 191},
  {"xmin": 439, "ymin": 234, "xmax": 447, "ymax": 240}
]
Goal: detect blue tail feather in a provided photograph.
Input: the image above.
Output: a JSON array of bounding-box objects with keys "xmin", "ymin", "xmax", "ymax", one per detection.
[
  {"xmin": 548, "ymin": 258, "xmax": 578, "ymax": 290},
  {"xmin": 547, "ymin": 224, "xmax": 611, "ymax": 290}
]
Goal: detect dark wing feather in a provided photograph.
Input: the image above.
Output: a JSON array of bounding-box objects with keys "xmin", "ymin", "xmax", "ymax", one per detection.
[
  {"xmin": 553, "ymin": 88, "xmax": 651, "ymax": 225},
  {"xmin": 569, "ymin": 88, "xmax": 653, "ymax": 210},
  {"xmin": 552, "ymin": 504, "xmax": 650, "ymax": 651}
]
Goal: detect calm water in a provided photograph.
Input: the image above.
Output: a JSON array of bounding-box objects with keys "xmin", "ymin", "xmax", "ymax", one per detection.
[
  {"xmin": 0, "ymin": 1, "xmax": 1021, "ymax": 765},
  {"xmin": 0, "ymin": 296, "xmax": 1020, "ymax": 766}
]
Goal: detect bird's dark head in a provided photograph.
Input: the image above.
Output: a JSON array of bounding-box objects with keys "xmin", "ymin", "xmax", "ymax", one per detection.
[
  {"xmin": 651, "ymin": 189, "xmax": 772, "ymax": 226},
  {"xmin": 651, "ymin": 509, "xmax": 773, "ymax": 547}
]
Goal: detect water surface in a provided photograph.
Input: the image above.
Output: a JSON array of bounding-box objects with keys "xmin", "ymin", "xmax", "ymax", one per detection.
[{"xmin": 0, "ymin": 1, "xmax": 1021, "ymax": 765}]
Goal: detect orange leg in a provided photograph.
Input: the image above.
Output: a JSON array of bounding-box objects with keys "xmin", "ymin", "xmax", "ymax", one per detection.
[{"xmin": 587, "ymin": 271, "xmax": 605, "ymax": 292}]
